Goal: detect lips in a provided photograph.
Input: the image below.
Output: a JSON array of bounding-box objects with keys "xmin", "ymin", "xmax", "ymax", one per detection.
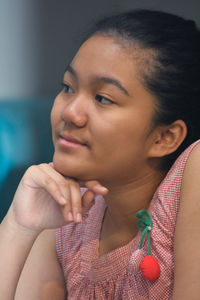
[{"xmin": 58, "ymin": 132, "xmax": 87, "ymax": 148}]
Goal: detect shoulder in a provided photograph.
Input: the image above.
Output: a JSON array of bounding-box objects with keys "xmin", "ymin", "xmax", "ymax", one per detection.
[
  {"xmin": 172, "ymin": 141, "xmax": 200, "ymax": 298},
  {"xmin": 156, "ymin": 139, "xmax": 200, "ymax": 205},
  {"xmin": 177, "ymin": 139, "xmax": 200, "ymax": 213},
  {"xmin": 176, "ymin": 140, "xmax": 200, "ymax": 235},
  {"xmin": 182, "ymin": 140, "xmax": 200, "ymax": 179},
  {"xmin": 177, "ymin": 140, "xmax": 200, "ymax": 232},
  {"xmin": 151, "ymin": 140, "xmax": 200, "ymax": 236}
]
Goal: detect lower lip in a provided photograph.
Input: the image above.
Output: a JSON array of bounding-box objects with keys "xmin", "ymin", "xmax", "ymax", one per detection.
[{"xmin": 58, "ymin": 137, "xmax": 86, "ymax": 149}]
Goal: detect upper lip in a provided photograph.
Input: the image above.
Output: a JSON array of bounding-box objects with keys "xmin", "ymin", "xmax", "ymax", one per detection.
[{"xmin": 59, "ymin": 132, "xmax": 87, "ymax": 145}]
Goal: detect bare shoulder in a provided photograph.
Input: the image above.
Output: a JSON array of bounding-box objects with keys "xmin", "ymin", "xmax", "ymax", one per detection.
[
  {"xmin": 15, "ymin": 229, "xmax": 66, "ymax": 300},
  {"xmin": 183, "ymin": 141, "xmax": 200, "ymax": 178},
  {"xmin": 178, "ymin": 142, "xmax": 200, "ymax": 213},
  {"xmin": 173, "ymin": 142, "xmax": 200, "ymax": 299}
]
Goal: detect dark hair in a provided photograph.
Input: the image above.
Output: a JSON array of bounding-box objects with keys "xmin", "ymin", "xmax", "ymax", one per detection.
[{"xmin": 85, "ymin": 9, "xmax": 200, "ymax": 169}]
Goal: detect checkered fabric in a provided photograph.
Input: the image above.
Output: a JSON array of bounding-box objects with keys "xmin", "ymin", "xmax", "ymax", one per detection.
[{"xmin": 56, "ymin": 140, "xmax": 200, "ymax": 299}]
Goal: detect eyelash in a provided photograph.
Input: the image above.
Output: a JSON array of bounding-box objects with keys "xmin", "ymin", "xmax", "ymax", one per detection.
[
  {"xmin": 95, "ymin": 95, "xmax": 114, "ymax": 105},
  {"xmin": 61, "ymin": 82, "xmax": 74, "ymax": 93},
  {"xmin": 61, "ymin": 82, "xmax": 114, "ymax": 105}
]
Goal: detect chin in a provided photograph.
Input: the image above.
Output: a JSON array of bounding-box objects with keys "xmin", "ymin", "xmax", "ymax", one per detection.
[{"xmin": 53, "ymin": 153, "xmax": 91, "ymax": 181}]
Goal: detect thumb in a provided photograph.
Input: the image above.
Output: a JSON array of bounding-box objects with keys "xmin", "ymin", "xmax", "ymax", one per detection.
[
  {"xmin": 79, "ymin": 180, "xmax": 109, "ymax": 195},
  {"xmin": 82, "ymin": 190, "xmax": 96, "ymax": 215}
]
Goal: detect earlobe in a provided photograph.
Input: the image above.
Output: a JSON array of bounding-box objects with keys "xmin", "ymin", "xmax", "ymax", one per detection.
[{"xmin": 149, "ymin": 120, "xmax": 187, "ymax": 158}]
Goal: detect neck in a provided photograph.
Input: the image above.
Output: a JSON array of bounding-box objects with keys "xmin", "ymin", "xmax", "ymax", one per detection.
[{"xmin": 103, "ymin": 169, "xmax": 165, "ymax": 233}]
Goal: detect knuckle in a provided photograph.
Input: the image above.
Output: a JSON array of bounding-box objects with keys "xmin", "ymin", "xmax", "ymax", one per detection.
[
  {"xmin": 38, "ymin": 163, "xmax": 49, "ymax": 170},
  {"xmin": 66, "ymin": 178, "xmax": 79, "ymax": 186},
  {"xmin": 71, "ymin": 199, "xmax": 82, "ymax": 212},
  {"xmin": 26, "ymin": 164, "xmax": 37, "ymax": 172},
  {"xmin": 25, "ymin": 165, "xmax": 38, "ymax": 176},
  {"xmin": 60, "ymin": 180, "xmax": 70, "ymax": 188},
  {"xmin": 44, "ymin": 176, "xmax": 55, "ymax": 187}
]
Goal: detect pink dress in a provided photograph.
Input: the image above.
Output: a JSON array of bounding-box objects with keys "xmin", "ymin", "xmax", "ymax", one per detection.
[{"xmin": 56, "ymin": 140, "xmax": 200, "ymax": 299}]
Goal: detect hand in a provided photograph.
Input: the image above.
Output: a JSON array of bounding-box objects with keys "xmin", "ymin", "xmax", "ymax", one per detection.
[{"xmin": 6, "ymin": 163, "xmax": 108, "ymax": 234}]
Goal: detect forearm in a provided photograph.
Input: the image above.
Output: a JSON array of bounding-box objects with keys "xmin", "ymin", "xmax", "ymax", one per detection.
[{"xmin": 0, "ymin": 216, "xmax": 39, "ymax": 300}]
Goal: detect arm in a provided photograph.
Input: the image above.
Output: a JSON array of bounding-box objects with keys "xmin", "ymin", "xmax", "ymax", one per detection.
[
  {"xmin": 0, "ymin": 216, "xmax": 39, "ymax": 300},
  {"xmin": 173, "ymin": 143, "xmax": 200, "ymax": 299},
  {"xmin": 0, "ymin": 163, "xmax": 108, "ymax": 300},
  {"xmin": 0, "ymin": 164, "xmax": 74, "ymax": 300},
  {"xmin": 15, "ymin": 229, "xmax": 66, "ymax": 300},
  {"xmin": 0, "ymin": 220, "xmax": 65, "ymax": 300}
]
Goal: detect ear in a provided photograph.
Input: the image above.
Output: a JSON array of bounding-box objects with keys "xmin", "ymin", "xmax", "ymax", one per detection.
[{"xmin": 148, "ymin": 120, "xmax": 187, "ymax": 158}]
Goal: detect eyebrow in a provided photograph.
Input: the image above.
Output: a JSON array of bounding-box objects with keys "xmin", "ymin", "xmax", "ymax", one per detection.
[
  {"xmin": 64, "ymin": 64, "xmax": 129, "ymax": 96},
  {"xmin": 65, "ymin": 64, "xmax": 77, "ymax": 79}
]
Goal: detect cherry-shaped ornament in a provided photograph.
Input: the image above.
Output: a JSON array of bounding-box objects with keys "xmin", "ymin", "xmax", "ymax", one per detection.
[{"xmin": 136, "ymin": 210, "xmax": 160, "ymax": 281}]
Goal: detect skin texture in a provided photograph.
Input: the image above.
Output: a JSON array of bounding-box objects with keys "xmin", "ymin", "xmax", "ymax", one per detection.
[
  {"xmin": 51, "ymin": 35, "xmax": 186, "ymax": 253},
  {"xmin": 51, "ymin": 35, "xmax": 164, "ymax": 252},
  {"xmin": 0, "ymin": 34, "xmax": 192, "ymax": 300},
  {"xmin": 173, "ymin": 143, "xmax": 200, "ymax": 299},
  {"xmin": 51, "ymin": 35, "xmax": 160, "ymax": 187}
]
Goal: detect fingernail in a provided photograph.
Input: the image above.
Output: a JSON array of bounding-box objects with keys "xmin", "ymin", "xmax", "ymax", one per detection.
[
  {"xmin": 96, "ymin": 186, "xmax": 108, "ymax": 193},
  {"xmin": 76, "ymin": 213, "xmax": 82, "ymax": 223},
  {"xmin": 68, "ymin": 212, "xmax": 73, "ymax": 221},
  {"xmin": 60, "ymin": 196, "xmax": 67, "ymax": 204}
]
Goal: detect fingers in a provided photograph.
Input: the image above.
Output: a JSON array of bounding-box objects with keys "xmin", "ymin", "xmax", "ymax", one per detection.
[
  {"xmin": 51, "ymin": 163, "xmax": 109, "ymax": 196},
  {"xmin": 71, "ymin": 180, "xmax": 109, "ymax": 217},
  {"xmin": 80, "ymin": 180, "xmax": 109, "ymax": 195},
  {"xmin": 33, "ymin": 163, "xmax": 109, "ymax": 224},
  {"xmin": 24, "ymin": 165, "xmax": 68, "ymax": 207},
  {"xmin": 38, "ymin": 164, "xmax": 83, "ymax": 223},
  {"xmin": 69, "ymin": 184, "xmax": 82, "ymax": 223},
  {"xmin": 82, "ymin": 190, "xmax": 96, "ymax": 215}
]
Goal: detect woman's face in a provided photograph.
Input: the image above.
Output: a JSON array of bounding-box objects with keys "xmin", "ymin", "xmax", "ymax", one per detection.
[{"xmin": 51, "ymin": 35, "xmax": 158, "ymax": 186}]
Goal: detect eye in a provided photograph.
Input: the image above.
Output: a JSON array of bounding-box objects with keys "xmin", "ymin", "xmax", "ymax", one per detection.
[
  {"xmin": 95, "ymin": 94, "xmax": 114, "ymax": 105},
  {"xmin": 61, "ymin": 82, "xmax": 74, "ymax": 94}
]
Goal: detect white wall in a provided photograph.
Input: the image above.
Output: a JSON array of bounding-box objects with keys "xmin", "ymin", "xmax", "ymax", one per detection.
[{"xmin": 0, "ymin": 0, "xmax": 41, "ymax": 99}]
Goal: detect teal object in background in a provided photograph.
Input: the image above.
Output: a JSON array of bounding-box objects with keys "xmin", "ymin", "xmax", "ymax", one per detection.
[
  {"xmin": 0, "ymin": 111, "xmax": 34, "ymax": 185},
  {"xmin": 0, "ymin": 98, "xmax": 54, "ymax": 221}
]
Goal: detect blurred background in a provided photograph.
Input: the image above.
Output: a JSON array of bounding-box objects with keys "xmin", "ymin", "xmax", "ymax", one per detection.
[{"xmin": 0, "ymin": 0, "xmax": 200, "ymax": 221}]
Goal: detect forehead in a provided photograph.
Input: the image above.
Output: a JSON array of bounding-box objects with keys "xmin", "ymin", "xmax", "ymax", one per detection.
[
  {"xmin": 64, "ymin": 35, "xmax": 158, "ymax": 123},
  {"xmin": 65, "ymin": 35, "xmax": 158, "ymax": 112},
  {"xmin": 76, "ymin": 35, "xmax": 134, "ymax": 65},
  {"xmin": 70, "ymin": 35, "xmax": 156, "ymax": 87},
  {"xmin": 69, "ymin": 35, "xmax": 145, "ymax": 91}
]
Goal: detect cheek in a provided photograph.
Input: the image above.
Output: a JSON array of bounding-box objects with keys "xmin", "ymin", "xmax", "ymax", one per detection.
[
  {"xmin": 50, "ymin": 98, "xmax": 61, "ymax": 128},
  {"xmin": 89, "ymin": 118, "xmax": 132, "ymax": 164},
  {"xmin": 93, "ymin": 110, "xmax": 146, "ymax": 144},
  {"xmin": 50, "ymin": 107, "xmax": 54, "ymax": 127},
  {"xmin": 91, "ymin": 109, "xmax": 153, "ymax": 164},
  {"xmin": 50, "ymin": 99, "xmax": 62, "ymax": 146}
]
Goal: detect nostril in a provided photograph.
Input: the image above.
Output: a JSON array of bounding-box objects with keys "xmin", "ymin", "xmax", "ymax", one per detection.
[{"xmin": 61, "ymin": 103, "xmax": 87, "ymax": 128}]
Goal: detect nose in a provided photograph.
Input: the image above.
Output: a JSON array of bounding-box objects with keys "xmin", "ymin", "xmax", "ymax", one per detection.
[{"xmin": 61, "ymin": 94, "xmax": 88, "ymax": 127}]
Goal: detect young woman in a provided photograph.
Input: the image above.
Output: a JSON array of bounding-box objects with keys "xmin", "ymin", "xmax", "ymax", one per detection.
[{"xmin": 1, "ymin": 9, "xmax": 200, "ymax": 299}]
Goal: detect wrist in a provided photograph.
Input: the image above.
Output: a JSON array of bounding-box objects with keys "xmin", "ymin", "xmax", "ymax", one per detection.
[{"xmin": 1, "ymin": 211, "xmax": 41, "ymax": 240}]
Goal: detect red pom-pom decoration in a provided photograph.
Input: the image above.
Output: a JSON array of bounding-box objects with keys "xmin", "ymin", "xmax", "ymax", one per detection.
[
  {"xmin": 140, "ymin": 255, "xmax": 160, "ymax": 281},
  {"xmin": 136, "ymin": 210, "xmax": 160, "ymax": 281}
]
